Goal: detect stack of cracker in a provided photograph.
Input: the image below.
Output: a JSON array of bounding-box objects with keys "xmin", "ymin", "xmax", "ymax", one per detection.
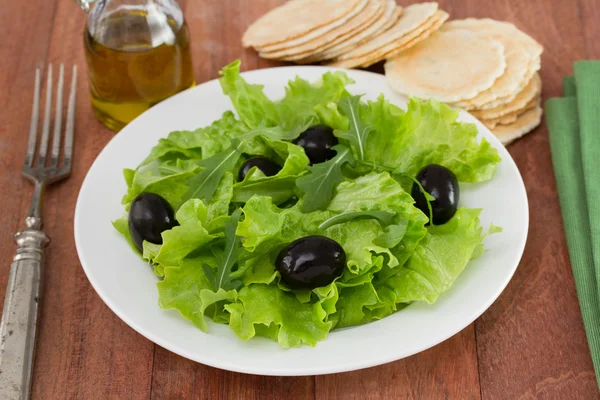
[
  {"xmin": 243, "ymin": 1, "xmax": 448, "ymax": 69},
  {"xmin": 385, "ymin": 19, "xmax": 544, "ymax": 145}
]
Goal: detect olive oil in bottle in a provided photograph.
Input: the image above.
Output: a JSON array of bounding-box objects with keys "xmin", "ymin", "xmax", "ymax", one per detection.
[{"xmin": 83, "ymin": 2, "xmax": 194, "ymax": 131}]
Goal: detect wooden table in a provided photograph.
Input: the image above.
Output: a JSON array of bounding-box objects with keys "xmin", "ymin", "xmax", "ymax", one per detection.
[{"xmin": 1, "ymin": 0, "xmax": 599, "ymax": 398}]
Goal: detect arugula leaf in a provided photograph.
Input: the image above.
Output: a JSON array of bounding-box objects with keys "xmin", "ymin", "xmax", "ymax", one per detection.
[
  {"xmin": 239, "ymin": 122, "xmax": 313, "ymax": 145},
  {"xmin": 397, "ymin": 172, "xmax": 435, "ymax": 224},
  {"xmin": 336, "ymin": 96, "xmax": 373, "ymax": 161},
  {"xmin": 296, "ymin": 145, "xmax": 355, "ymax": 212},
  {"xmin": 152, "ymin": 199, "xmax": 218, "ymax": 267},
  {"xmin": 204, "ymin": 209, "xmax": 243, "ymax": 292},
  {"xmin": 318, "ymin": 211, "xmax": 395, "ymax": 230},
  {"xmin": 233, "ymin": 139, "xmax": 309, "ymax": 204},
  {"xmin": 318, "ymin": 209, "xmax": 407, "ymax": 249},
  {"xmin": 182, "ymin": 141, "xmax": 243, "ymax": 203},
  {"xmin": 232, "ymin": 174, "xmax": 299, "ymax": 205}
]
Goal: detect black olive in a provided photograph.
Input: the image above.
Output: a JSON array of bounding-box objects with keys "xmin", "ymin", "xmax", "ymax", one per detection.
[
  {"xmin": 128, "ymin": 193, "xmax": 178, "ymax": 252},
  {"xmin": 275, "ymin": 236, "xmax": 346, "ymax": 289},
  {"xmin": 238, "ymin": 156, "xmax": 282, "ymax": 181},
  {"xmin": 411, "ymin": 164, "xmax": 459, "ymax": 225},
  {"xmin": 293, "ymin": 125, "xmax": 338, "ymax": 164}
]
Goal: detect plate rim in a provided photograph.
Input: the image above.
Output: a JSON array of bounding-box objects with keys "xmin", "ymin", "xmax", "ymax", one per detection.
[{"xmin": 74, "ymin": 66, "xmax": 529, "ymax": 376}]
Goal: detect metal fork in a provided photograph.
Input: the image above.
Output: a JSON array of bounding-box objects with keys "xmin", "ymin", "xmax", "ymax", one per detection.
[{"xmin": 0, "ymin": 64, "xmax": 77, "ymax": 400}]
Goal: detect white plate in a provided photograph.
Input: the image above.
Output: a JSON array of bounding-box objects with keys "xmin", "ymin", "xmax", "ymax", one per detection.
[{"xmin": 74, "ymin": 67, "xmax": 528, "ymax": 376}]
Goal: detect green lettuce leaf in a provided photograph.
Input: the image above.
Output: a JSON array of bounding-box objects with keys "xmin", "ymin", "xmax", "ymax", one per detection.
[
  {"xmin": 328, "ymin": 172, "xmax": 428, "ymax": 269},
  {"xmin": 277, "ymin": 71, "xmax": 353, "ymax": 131},
  {"xmin": 220, "ymin": 59, "xmax": 353, "ymax": 135},
  {"xmin": 142, "ymin": 111, "xmax": 243, "ymax": 165},
  {"xmin": 152, "ymin": 199, "xmax": 219, "ymax": 267},
  {"xmin": 333, "ymin": 280, "xmax": 379, "ymax": 328},
  {"xmin": 158, "ymin": 255, "xmax": 237, "ymax": 331},
  {"xmin": 379, "ymin": 208, "xmax": 499, "ymax": 304},
  {"xmin": 315, "ymin": 101, "xmax": 349, "ymax": 131},
  {"xmin": 225, "ymin": 284, "xmax": 333, "ymax": 347},
  {"xmin": 121, "ymin": 161, "xmax": 199, "ymax": 210},
  {"xmin": 363, "ymin": 96, "xmax": 501, "ymax": 182},
  {"xmin": 219, "ymin": 60, "xmax": 280, "ymax": 129},
  {"xmin": 112, "ymin": 216, "xmax": 137, "ymax": 253},
  {"xmin": 237, "ymin": 252, "xmax": 279, "ymax": 286}
]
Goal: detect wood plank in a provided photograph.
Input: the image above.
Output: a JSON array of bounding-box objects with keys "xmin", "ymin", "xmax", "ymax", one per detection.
[
  {"xmin": 579, "ymin": 0, "xmax": 600, "ymax": 57},
  {"xmin": 0, "ymin": 0, "xmax": 56, "ymax": 317},
  {"xmin": 448, "ymin": 0, "xmax": 600, "ymax": 398},
  {"xmin": 149, "ymin": 2, "xmax": 315, "ymax": 399},
  {"xmin": 315, "ymin": 2, "xmax": 481, "ymax": 398},
  {"xmin": 20, "ymin": 1, "xmax": 156, "ymax": 398},
  {"xmin": 150, "ymin": 348, "xmax": 314, "ymax": 400},
  {"xmin": 315, "ymin": 327, "xmax": 480, "ymax": 400}
]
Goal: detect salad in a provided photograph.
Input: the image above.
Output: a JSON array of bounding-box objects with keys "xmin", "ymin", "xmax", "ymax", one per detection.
[{"xmin": 113, "ymin": 60, "xmax": 501, "ymax": 347}]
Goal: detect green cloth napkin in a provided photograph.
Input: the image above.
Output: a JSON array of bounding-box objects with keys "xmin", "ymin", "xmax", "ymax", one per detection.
[
  {"xmin": 574, "ymin": 62, "xmax": 600, "ymax": 293},
  {"xmin": 563, "ymin": 76, "xmax": 576, "ymax": 97},
  {"xmin": 546, "ymin": 61, "xmax": 600, "ymax": 388}
]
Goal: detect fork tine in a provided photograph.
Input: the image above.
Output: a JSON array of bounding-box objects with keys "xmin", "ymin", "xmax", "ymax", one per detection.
[
  {"xmin": 36, "ymin": 64, "xmax": 53, "ymax": 167},
  {"xmin": 63, "ymin": 65, "xmax": 77, "ymax": 171},
  {"xmin": 50, "ymin": 64, "xmax": 64, "ymax": 168},
  {"xmin": 23, "ymin": 68, "xmax": 41, "ymax": 168}
]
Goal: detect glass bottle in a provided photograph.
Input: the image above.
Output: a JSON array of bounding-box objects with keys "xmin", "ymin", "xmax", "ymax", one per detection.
[{"xmin": 77, "ymin": 0, "xmax": 195, "ymax": 131}]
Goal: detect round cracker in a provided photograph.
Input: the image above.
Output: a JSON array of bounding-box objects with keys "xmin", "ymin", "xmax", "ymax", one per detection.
[
  {"xmin": 457, "ymin": 55, "xmax": 541, "ymax": 110},
  {"xmin": 327, "ymin": 10, "xmax": 447, "ymax": 69},
  {"xmin": 373, "ymin": 10, "xmax": 448, "ymax": 65},
  {"xmin": 258, "ymin": 0, "xmax": 379, "ymax": 57},
  {"xmin": 242, "ymin": 0, "xmax": 364, "ymax": 48},
  {"xmin": 491, "ymin": 105, "xmax": 542, "ymax": 145},
  {"xmin": 337, "ymin": 2, "xmax": 439, "ymax": 60},
  {"xmin": 472, "ymin": 73, "xmax": 541, "ymax": 120},
  {"xmin": 441, "ymin": 19, "xmax": 542, "ymax": 108},
  {"xmin": 305, "ymin": 1, "xmax": 400, "ymax": 63},
  {"xmin": 443, "ymin": 18, "xmax": 543, "ymax": 61},
  {"xmin": 384, "ymin": 29, "xmax": 506, "ymax": 102},
  {"xmin": 480, "ymin": 96, "xmax": 539, "ymax": 129},
  {"xmin": 259, "ymin": 0, "xmax": 383, "ymax": 60}
]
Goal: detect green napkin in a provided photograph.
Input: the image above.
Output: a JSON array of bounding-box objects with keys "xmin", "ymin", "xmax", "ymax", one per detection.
[
  {"xmin": 546, "ymin": 62, "xmax": 600, "ymax": 388},
  {"xmin": 574, "ymin": 62, "xmax": 600, "ymax": 293},
  {"xmin": 563, "ymin": 76, "xmax": 576, "ymax": 97}
]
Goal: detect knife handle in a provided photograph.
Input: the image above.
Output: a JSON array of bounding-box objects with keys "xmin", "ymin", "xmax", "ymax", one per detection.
[{"xmin": 0, "ymin": 229, "xmax": 48, "ymax": 400}]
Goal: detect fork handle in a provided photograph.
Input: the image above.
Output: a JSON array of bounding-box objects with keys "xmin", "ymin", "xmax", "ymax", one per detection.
[{"xmin": 0, "ymin": 229, "xmax": 48, "ymax": 400}]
